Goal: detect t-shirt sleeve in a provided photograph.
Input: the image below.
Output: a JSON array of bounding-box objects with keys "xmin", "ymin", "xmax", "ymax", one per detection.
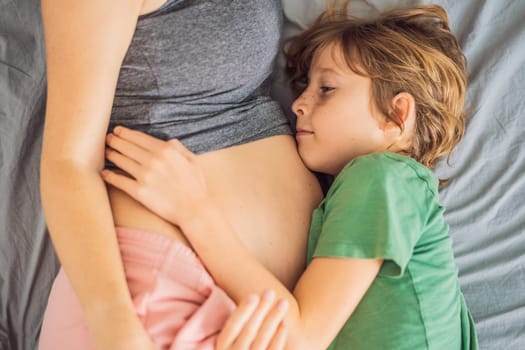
[{"xmin": 312, "ymin": 156, "xmax": 430, "ymax": 277}]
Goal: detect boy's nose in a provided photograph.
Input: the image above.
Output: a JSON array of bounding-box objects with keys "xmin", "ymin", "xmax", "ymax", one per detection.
[{"xmin": 292, "ymin": 92, "xmax": 311, "ymax": 118}]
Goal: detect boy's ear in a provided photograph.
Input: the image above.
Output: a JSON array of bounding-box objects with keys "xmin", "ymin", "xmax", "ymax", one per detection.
[{"xmin": 388, "ymin": 92, "xmax": 416, "ymax": 129}]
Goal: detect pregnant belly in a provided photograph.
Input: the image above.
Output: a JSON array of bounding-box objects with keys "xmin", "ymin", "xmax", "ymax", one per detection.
[{"xmin": 106, "ymin": 135, "xmax": 323, "ymax": 290}]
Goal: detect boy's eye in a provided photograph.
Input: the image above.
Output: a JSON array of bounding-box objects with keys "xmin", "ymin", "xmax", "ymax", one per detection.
[
  {"xmin": 320, "ymin": 86, "xmax": 334, "ymax": 93},
  {"xmin": 297, "ymin": 76, "xmax": 309, "ymax": 87},
  {"xmin": 294, "ymin": 76, "xmax": 309, "ymax": 92}
]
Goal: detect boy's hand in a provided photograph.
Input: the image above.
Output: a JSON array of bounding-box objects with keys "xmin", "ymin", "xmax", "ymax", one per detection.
[
  {"xmin": 101, "ymin": 126, "xmax": 208, "ymax": 225},
  {"xmin": 218, "ymin": 290, "xmax": 289, "ymax": 350}
]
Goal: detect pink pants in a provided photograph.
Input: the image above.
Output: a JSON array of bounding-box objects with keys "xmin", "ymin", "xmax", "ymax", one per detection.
[{"xmin": 38, "ymin": 226, "xmax": 235, "ymax": 350}]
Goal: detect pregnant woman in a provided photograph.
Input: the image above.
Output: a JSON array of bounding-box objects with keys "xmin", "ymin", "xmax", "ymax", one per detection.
[{"xmin": 38, "ymin": 0, "xmax": 322, "ymax": 349}]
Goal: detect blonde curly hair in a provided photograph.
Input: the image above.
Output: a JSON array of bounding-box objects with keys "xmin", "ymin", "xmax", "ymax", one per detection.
[{"xmin": 286, "ymin": 2, "xmax": 468, "ymax": 170}]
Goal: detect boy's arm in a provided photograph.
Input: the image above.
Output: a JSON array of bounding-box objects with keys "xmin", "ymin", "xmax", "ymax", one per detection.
[
  {"xmin": 217, "ymin": 291, "xmax": 289, "ymax": 350},
  {"xmin": 181, "ymin": 204, "xmax": 382, "ymax": 350},
  {"xmin": 100, "ymin": 128, "xmax": 381, "ymax": 348}
]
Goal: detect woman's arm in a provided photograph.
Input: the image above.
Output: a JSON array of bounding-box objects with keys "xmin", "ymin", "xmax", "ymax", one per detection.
[
  {"xmin": 101, "ymin": 128, "xmax": 382, "ymax": 349},
  {"xmin": 40, "ymin": 1, "xmax": 154, "ymax": 349}
]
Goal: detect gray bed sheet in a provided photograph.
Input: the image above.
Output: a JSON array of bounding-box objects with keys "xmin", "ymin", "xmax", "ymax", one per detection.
[
  {"xmin": 432, "ymin": 1, "xmax": 525, "ymax": 348},
  {"xmin": 0, "ymin": 0, "xmax": 524, "ymax": 349},
  {"xmin": 1, "ymin": 0, "xmax": 59, "ymax": 349}
]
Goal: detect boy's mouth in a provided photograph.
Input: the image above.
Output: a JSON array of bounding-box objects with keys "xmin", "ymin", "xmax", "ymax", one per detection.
[{"xmin": 296, "ymin": 128, "xmax": 314, "ymax": 136}]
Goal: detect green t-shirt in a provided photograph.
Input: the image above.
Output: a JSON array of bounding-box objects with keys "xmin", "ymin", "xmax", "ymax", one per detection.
[{"xmin": 307, "ymin": 153, "xmax": 478, "ymax": 350}]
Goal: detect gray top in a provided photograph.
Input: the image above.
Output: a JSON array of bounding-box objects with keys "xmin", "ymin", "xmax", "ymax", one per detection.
[{"xmin": 106, "ymin": 0, "xmax": 292, "ymax": 168}]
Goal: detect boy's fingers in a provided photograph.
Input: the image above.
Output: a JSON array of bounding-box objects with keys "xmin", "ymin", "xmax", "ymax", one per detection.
[
  {"xmin": 217, "ymin": 294, "xmax": 259, "ymax": 349},
  {"xmin": 251, "ymin": 299, "xmax": 289, "ymax": 350},
  {"xmin": 268, "ymin": 322, "xmax": 288, "ymax": 350},
  {"xmin": 231, "ymin": 290, "xmax": 276, "ymax": 349}
]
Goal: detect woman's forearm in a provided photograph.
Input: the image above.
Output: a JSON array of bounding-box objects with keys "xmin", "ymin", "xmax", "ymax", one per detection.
[{"xmin": 40, "ymin": 160, "xmax": 145, "ymax": 348}]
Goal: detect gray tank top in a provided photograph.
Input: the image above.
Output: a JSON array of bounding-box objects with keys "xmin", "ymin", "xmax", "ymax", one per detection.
[{"xmin": 106, "ymin": 0, "xmax": 291, "ymax": 168}]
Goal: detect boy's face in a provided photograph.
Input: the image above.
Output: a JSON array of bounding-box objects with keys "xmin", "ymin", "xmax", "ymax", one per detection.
[{"xmin": 292, "ymin": 42, "xmax": 392, "ymax": 175}]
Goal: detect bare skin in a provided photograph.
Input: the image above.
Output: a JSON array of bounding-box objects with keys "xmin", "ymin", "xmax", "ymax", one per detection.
[
  {"xmin": 107, "ymin": 135, "xmax": 322, "ymax": 290},
  {"xmin": 40, "ymin": 0, "xmax": 322, "ymax": 349},
  {"xmin": 101, "ymin": 41, "xmax": 417, "ymax": 349}
]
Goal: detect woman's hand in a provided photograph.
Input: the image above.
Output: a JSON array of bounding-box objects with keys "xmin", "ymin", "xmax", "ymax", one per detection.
[
  {"xmin": 88, "ymin": 307, "xmax": 159, "ymax": 350},
  {"xmin": 101, "ymin": 126, "xmax": 209, "ymax": 225},
  {"xmin": 218, "ymin": 290, "xmax": 289, "ymax": 350}
]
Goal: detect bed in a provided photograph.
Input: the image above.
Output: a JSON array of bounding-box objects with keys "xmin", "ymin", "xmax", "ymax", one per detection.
[{"xmin": 1, "ymin": 0, "xmax": 524, "ymax": 349}]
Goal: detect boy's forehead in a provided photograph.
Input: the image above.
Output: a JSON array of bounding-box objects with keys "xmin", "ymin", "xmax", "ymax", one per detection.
[{"xmin": 311, "ymin": 42, "xmax": 350, "ymax": 73}]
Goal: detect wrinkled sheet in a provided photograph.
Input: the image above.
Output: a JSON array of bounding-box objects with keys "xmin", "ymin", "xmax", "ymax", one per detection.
[
  {"xmin": 0, "ymin": 0, "xmax": 59, "ymax": 349},
  {"xmin": 1, "ymin": 0, "xmax": 524, "ymax": 349}
]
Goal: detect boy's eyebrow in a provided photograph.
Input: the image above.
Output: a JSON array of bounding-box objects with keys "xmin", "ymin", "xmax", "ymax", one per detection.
[
  {"xmin": 319, "ymin": 68, "xmax": 338, "ymax": 74},
  {"xmin": 307, "ymin": 67, "xmax": 344, "ymax": 81},
  {"xmin": 311, "ymin": 67, "xmax": 342, "ymax": 77}
]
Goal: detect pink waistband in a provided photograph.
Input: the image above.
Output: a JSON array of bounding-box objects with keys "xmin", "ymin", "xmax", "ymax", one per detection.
[{"xmin": 115, "ymin": 226, "xmax": 210, "ymax": 289}]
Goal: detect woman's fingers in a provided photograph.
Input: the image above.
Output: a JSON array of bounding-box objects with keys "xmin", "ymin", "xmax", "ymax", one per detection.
[
  {"xmin": 113, "ymin": 125, "xmax": 165, "ymax": 152},
  {"xmin": 168, "ymin": 138, "xmax": 195, "ymax": 160},
  {"xmin": 106, "ymin": 132, "xmax": 151, "ymax": 165},
  {"xmin": 105, "ymin": 149, "xmax": 141, "ymax": 179},
  {"xmin": 107, "ymin": 127, "xmax": 195, "ymax": 169},
  {"xmin": 102, "ymin": 127, "xmax": 206, "ymax": 226},
  {"xmin": 100, "ymin": 169, "xmax": 140, "ymax": 200}
]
